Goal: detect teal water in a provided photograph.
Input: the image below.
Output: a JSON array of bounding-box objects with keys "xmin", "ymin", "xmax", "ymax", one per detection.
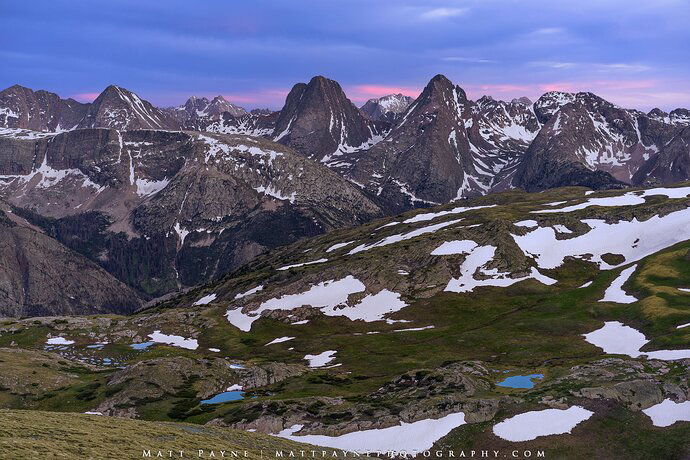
[
  {"xmin": 130, "ymin": 342, "xmax": 155, "ymax": 350},
  {"xmin": 200, "ymin": 391, "xmax": 245, "ymax": 404},
  {"xmin": 497, "ymin": 374, "xmax": 544, "ymax": 389}
]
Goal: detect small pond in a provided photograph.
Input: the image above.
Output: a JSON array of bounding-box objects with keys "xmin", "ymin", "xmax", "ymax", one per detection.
[
  {"xmin": 497, "ymin": 374, "xmax": 544, "ymax": 389},
  {"xmin": 200, "ymin": 391, "xmax": 245, "ymax": 404}
]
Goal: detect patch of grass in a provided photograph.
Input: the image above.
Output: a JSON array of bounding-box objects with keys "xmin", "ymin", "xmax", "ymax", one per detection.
[{"xmin": 0, "ymin": 409, "xmax": 318, "ymax": 458}]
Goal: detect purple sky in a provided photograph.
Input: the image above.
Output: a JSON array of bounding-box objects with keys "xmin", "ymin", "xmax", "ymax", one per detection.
[{"xmin": 2, "ymin": 0, "xmax": 689, "ymax": 111}]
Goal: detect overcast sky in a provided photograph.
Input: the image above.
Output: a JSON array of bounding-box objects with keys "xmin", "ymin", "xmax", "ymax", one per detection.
[{"xmin": 2, "ymin": 0, "xmax": 689, "ymax": 110}]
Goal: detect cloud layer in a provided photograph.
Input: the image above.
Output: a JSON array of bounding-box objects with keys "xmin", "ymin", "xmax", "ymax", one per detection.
[{"xmin": 1, "ymin": 0, "xmax": 688, "ymax": 110}]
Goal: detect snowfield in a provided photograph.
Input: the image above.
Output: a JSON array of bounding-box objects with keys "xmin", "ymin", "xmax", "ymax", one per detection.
[
  {"xmin": 304, "ymin": 350, "xmax": 337, "ymax": 367},
  {"xmin": 583, "ymin": 321, "xmax": 690, "ymax": 360},
  {"xmin": 234, "ymin": 285, "xmax": 264, "ymax": 299},
  {"xmin": 534, "ymin": 186, "xmax": 690, "ymax": 214},
  {"xmin": 641, "ymin": 399, "xmax": 690, "ymax": 427},
  {"xmin": 226, "ymin": 276, "xmax": 408, "ymax": 331},
  {"xmin": 277, "ymin": 258, "xmax": 328, "ymax": 271},
  {"xmin": 492, "ymin": 406, "xmax": 593, "ymax": 442},
  {"xmin": 599, "ymin": 265, "xmax": 637, "ymax": 303},
  {"xmin": 444, "ymin": 244, "xmax": 556, "ymax": 293},
  {"xmin": 348, "ymin": 219, "xmax": 463, "ymax": 255},
  {"xmin": 276, "ymin": 412, "xmax": 466, "ymax": 452},
  {"xmin": 46, "ymin": 337, "xmax": 75, "ymax": 345},
  {"xmin": 402, "ymin": 204, "xmax": 496, "ymax": 225},
  {"xmin": 512, "ymin": 208, "xmax": 690, "ymax": 270},
  {"xmin": 265, "ymin": 336, "xmax": 295, "ymax": 346},
  {"xmin": 148, "ymin": 331, "xmax": 199, "ymax": 350},
  {"xmin": 193, "ymin": 293, "xmax": 217, "ymax": 306}
]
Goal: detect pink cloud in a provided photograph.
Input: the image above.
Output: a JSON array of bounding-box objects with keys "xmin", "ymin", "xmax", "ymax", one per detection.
[
  {"xmin": 475, "ymin": 84, "xmax": 534, "ymax": 93},
  {"xmin": 347, "ymin": 84, "xmax": 421, "ymax": 103},
  {"xmin": 539, "ymin": 79, "xmax": 657, "ymax": 93},
  {"xmin": 222, "ymin": 89, "xmax": 289, "ymax": 106},
  {"xmin": 71, "ymin": 92, "xmax": 100, "ymax": 102}
]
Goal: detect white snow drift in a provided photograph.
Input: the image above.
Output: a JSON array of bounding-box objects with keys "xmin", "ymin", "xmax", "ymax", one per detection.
[
  {"xmin": 226, "ymin": 276, "xmax": 408, "ymax": 331},
  {"xmin": 599, "ymin": 265, "xmax": 637, "ymax": 303},
  {"xmin": 641, "ymin": 399, "xmax": 690, "ymax": 427},
  {"xmin": 583, "ymin": 321, "xmax": 690, "ymax": 360},
  {"xmin": 276, "ymin": 412, "xmax": 466, "ymax": 453},
  {"xmin": 46, "ymin": 337, "xmax": 75, "ymax": 345},
  {"xmin": 148, "ymin": 330, "xmax": 199, "ymax": 350},
  {"xmin": 348, "ymin": 219, "xmax": 463, "ymax": 255},
  {"xmin": 193, "ymin": 293, "xmax": 217, "ymax": 306},
  {"xmin": 534, "ymin": 186, "xmax": 690, "ymax": 214},
  {"xmin": 512, "ymin": 208, "xmax": 690, "ymax": 270},
  {"xmin": 492, "ymin": 406, "xmax": 593, "ymax": 442},
  {"xmin": 443, "ymin": 244, "xmax": 556, "ymax": 293},
  {"xmin": 304, "ymin": 350, "xmax": 337, "ymax": 367}
]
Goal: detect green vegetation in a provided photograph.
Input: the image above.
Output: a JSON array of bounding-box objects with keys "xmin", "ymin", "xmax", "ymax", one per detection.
[{"xmin": 1, "ymin": 185, "xmax": 689, "ymax": 457}]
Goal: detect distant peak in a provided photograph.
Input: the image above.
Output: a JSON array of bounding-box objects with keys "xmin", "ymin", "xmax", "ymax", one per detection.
[
  {"xmin": 99, "ymin": 85, "xmax": 138, "ymax": 100},
  {"xmin": 429, "ymin": 74, "xmax": 452, "ymax": 85},
  {"xmin": 102, "ymin": 84, "xmax": 125, "ymax": 92},
  {"xmin": 420, "ymin": 74, "xmax": 466, "ymax": 102},
  {"xmin": 512, "ymin": 96, "xmax": 533, "ymax": 105},
  {"xmin": 307, "ymin": 75, "xmax": 341, "ymax": 90},
  {"xmin": 4, "ymin": 84, "xmax": 32, "ymax": 92}
]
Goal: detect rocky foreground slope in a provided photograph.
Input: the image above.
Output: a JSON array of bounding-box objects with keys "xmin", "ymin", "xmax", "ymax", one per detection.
[
  {"xmin": 0, "ymin": 409, "xmax": 316, "ymax": 458},
  {"xmin": 1, "ymin": 183, "xmax": 688, "ymax": 457}
]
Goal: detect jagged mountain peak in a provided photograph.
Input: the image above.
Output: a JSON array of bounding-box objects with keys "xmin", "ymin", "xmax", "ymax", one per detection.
[
  {"xmin": 176, "ymin": 94, "xmax": 247, "ymax": 119},
  {"xmin": 428, "ymin": 73, "xmax": 454, "ymax": 86},
  {"xmin": 0, "ymin": 84, "xmax": 89, "ymax": 131},
  {"xmin": 534, "ymin": 91, "xmax": 615, "ymax": 124},
  {"xmin": 272, "ymin": 75, "xmax": 383, "ymax": 163},
  {"xmin": 512, "ymin": 96, "xmax": 533, "ymax": 106},
  {"xmin": 77, "ymin": 85, "xmax": 179, "ymax": 130},
  {"xmin": 419, "ymin": 73, "xmax": 467, "ymax": 102}
]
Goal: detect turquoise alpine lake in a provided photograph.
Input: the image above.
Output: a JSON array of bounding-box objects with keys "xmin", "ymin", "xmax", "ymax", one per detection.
[
  {"xmin": 497, "ymin": 374, "xmax": 544, "ymax": 389},
  {"xmin": 200, "ymin": 391, "xmax": 245, "ymax": 404}
]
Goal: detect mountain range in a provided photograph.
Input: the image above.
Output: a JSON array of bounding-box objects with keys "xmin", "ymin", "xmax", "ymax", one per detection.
[{"xmin": 1, "ymin": 74, "xmax": 690, "ymax": 316}]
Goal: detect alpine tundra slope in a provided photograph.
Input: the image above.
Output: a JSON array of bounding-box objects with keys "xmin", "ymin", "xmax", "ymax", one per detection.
[{"xmin": 1, "ymin": 183, "xmax": 689, "ymax": 458}]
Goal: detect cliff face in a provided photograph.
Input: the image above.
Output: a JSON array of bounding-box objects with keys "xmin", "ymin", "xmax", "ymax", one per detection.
[
  {"xmin": 0, "ymin": 128, "xmax": 382, "ymax": 300},
  {"xmin": 0, "ymin": 203, "xmax": 142, "ymax": 317}
]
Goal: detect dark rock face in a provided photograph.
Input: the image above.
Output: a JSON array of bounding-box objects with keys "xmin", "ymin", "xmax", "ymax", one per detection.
[
  {"xmin": 0, "ymin": 85, "xmax": 88, "ymax": 131},
  {"xmin": 360, "ymin": 94, "xmax": 414, "ymax": 122},
  {"xmin": 633, "ymin": 127, "xmax": 690, "ymax": 185},
  {"xmin": 272, "ymin": 76, "xmax": 385, "ymax": 164},
  {"xmin": 76, "ymin": 85, "xmax": 180, "ymax": 130},
  {"xmin": 0, "ymin": 203, "xmax": 142, "ymax": 318},
  {"xmin": 0, "ymin": 128, "xmax": 382, "ymax": 302},
  {"xmin": 347, "ymin": 75, "xmax": 541, "ymax": 212},
  {"xmin": 348, "ymin": 75, "xmax": 475, "ymax": 211}
]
